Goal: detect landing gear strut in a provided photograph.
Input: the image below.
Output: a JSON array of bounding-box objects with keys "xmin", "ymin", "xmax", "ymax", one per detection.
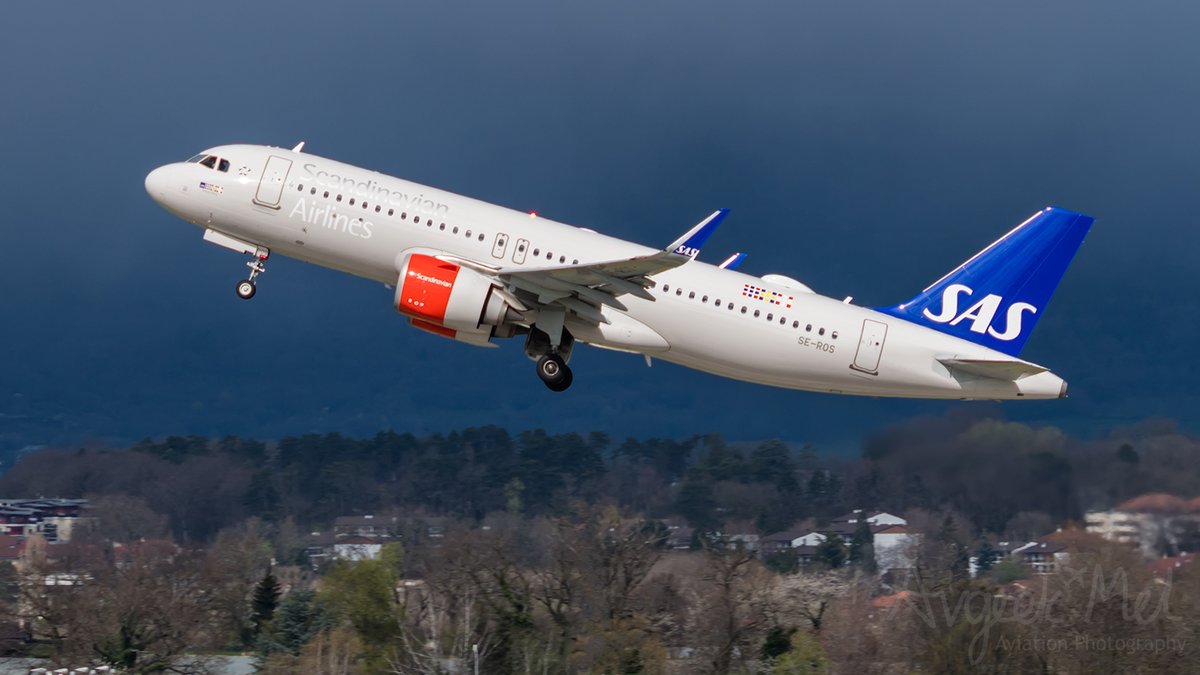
[
  {"xmin": 235, "ymin": 256, "xmax": 267, "ymax": 300},
  {"xmin": 536, "ymin": 352, "xmax": 573, "ymax": 392}
]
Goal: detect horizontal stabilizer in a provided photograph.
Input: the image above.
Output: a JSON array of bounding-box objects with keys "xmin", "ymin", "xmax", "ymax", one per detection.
[
  {"xmin": 719, "ymin": 252, "xmax": 747, "ymax": 270},
  {"xmin": 938, "ymin": 357, "xmax": 1048, "ymax": 381}
]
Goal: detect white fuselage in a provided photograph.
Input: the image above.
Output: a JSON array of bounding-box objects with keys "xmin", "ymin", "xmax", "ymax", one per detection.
[{"xmin": 145, "ymin": 144, "xmax": 1068, "ymax": 400}]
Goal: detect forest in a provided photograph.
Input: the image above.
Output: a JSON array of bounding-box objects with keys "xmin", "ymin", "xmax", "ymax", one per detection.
[{"xmin": 2, "ymin": 412, "xmax": 1199, "ymax": 674}]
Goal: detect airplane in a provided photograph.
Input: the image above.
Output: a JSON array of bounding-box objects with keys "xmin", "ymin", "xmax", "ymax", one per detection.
[{"xmin": 145, "ymin": 143, "xmax": 1093, "ymax": 398}]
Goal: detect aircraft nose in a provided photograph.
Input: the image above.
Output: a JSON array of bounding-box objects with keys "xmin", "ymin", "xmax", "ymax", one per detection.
[{"xmin": 144, "ymin": 165, "xmax": 172, "ymax": 203}]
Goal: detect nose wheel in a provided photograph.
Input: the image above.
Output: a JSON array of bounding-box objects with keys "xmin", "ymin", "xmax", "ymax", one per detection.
[
  {"xmin": 236, "ymin": 256, "xmax": 267, "ymax": 300},
  {"xmin": 537, "ymin": 353, "xmax": 573, "ymax": 392}
]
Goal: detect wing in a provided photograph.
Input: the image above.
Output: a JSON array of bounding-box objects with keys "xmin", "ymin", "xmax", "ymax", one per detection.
[{"xmin": 440, "ymin": 209, "xmax": 728, "ymax": 325}]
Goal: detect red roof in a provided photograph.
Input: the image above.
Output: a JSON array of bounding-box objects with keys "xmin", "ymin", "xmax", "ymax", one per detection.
[
  {"xmin": 1149, "ymin": 553, "xmax": 1198, "ymax": 578},
  {"xmin": 0, "ymin": 535, "xmax": 23, "ymax": 560},
  {"xmin": 1116, "ymin": 493, "xmax": 1193, "ymax": 513},
  {"xmin": 871, "ymin": 590, "xmax": 912, "ymax": 609}
]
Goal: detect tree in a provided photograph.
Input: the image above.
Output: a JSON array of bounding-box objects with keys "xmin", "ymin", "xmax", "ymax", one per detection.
[
  {"xmin": 768, "ymin": 630, "xmax": 829, "ymax": 675},
  {"xmin": 848, "ymin": 519, "xmax": 876, "ymax": 573},
  {"xmin": 676, "ymin": 474, "xmax": 719, "ymax": 531},
  {"xmin": 321, "ymin": 547, "xmax": 404, "ymax": 669},
  {"xmin": 815, "ymin": 534, "xmax": 846, "ymax": 570},
  {"xmin": 252, "ymin": 572, "xmax": 281, "ymax": 636},
  {"xmin": 973, "ymin": 538, "xmax": 996, "ymax": 576},
  {"xmin": 258, "ymin": 589, "xmax": 334, "ymax": 658}
]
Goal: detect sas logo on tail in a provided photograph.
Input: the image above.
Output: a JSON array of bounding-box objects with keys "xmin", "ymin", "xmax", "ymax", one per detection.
[{"xmin": 922, "ymin": 284, "xmax": 1036, "ymax": 341}]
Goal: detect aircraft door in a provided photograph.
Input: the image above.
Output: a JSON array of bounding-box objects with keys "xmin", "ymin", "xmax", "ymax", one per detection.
[
  {"xmin": 254, "ymin": 155, "xmax": 293, "ymax": 209},
  {"xmin": 492, "ymin": 233, "xmax": 509, "ymax": 259},
  {"xmin": 851, "ymin": 319, "xmax": 888, "ymax": 374}
]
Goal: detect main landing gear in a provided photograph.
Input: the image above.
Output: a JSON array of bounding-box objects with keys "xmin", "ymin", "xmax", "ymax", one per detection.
[
  {"xmin": 537, "ymin": 353, "xmax": 573, "ymax": 392},
  {"xmin": 235, "ymin": 255, "xmax": 267, "ymax": 300},
  {"xmin": 525, "ymin": 317, "xmax": 575, "ymax": 392}
]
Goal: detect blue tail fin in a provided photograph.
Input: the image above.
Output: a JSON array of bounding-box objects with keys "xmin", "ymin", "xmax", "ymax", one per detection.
[{"xmin": 876, "ymin": 207, "xmax": 1094, "ymax": 356}]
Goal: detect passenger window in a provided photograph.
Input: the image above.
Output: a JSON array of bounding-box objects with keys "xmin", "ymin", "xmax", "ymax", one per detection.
[
  {"xmin": 310, "ymin": 188, "xmax": 317, "ymax": 195},
  {"xmin": 793, "ymin": 321, "xmax": 799, "ymax": 328},
  {"xmin": 688, "ymin": 292, "xmax": 695, "ymax": 299},
  {"xmin": 218, "ymin": 159, "xmax": 230, "ymax": 172},
  {"xmin": 702, "ymin": 295, "xmax": 708, "ymax": 302},
  {"xmin": 323, "ymin": 191, "xmax": 330, "ymax": 198},
  {"xmin": 349, "ymin": 198, "xmax": 355, "ymax": 205},
  {"xmin": 375, "ymin": 205, "xmax": 382, "ymax": 213},
  {"xmin": 663, "ymin": 285, "xmax": 669, "ymax": 292},
  {"xmin": 754, "ymin": 310, "xmax": 760, "ymax": 318},
  {"xmin": 819, "ymin": 328, "xmax": 826, "ymax": 336},
  {"xmin": 728, "ymin": 303, "xmax": 734, "ymax": 310},
  {"xmin": 452, "ymin": 226, "xmax": 459, "ymax": 234},
  {"xmin": 200, "ymin": 156, "xmax": 217, "ymax": 169},
  {"xmin": 767, "ymin": 313, "xmax": 773, "ymax": 321},
  {"xmin": 675, "ymin": 289, "xmax": 682, "ymax": 296},
  {"xmin": 336, "ymin": 194, "xmax": 343, "ymax": 202},
  {"xmin": 806, "ymin": 324, "xmax": 812, "ymax": 332},
  {"xmin": 832, "ymin": 331, "xmax": 839, "ymax": 339}
]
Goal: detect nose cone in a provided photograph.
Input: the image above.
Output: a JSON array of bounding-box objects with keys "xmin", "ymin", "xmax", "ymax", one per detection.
[{"xmin": 145, "ymin": 165, "xmax": 172, "ymax": 204}]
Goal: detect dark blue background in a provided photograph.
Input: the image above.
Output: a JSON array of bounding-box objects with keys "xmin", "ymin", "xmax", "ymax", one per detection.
[{"xmin": 2, "ymin": 1, "xmax": 1196, "ymax": 453}]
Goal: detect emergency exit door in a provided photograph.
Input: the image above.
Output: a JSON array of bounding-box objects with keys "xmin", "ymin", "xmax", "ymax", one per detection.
[
  {"xmin": 254, "ymin": 155, "xmax": 293, "ymax": 208},
  {"xmin": 851, "ymin": 319, "xmax": 888, "ymax": 375}
]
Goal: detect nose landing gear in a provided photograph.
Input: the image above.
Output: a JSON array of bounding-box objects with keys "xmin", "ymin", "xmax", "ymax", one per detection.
[{"xmin": 236, "ymin": 255, "xmax": 267, "ymax": 300}]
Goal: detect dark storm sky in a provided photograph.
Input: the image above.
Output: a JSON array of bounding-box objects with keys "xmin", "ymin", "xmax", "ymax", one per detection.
[{"xmin": 2, "ymin": 1, "xmax": 1197, "ymax": 452}]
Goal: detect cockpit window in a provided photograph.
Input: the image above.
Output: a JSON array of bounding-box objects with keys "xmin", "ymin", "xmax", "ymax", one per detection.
[
  {"xmin": 217, "ymin": 158, "xmax": 230, "ymax": 172},
  {"xmin": 199, "ymin": 156, "xmax": 217, "ymax": 169},
  {"xmin": 186, "ymin": 154, "xmax": 206, "ymax": 163}
]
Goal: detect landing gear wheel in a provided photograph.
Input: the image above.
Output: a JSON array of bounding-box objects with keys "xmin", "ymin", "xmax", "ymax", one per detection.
[
  {"xmin": 537, "ymin": 354, "xmax": 573, "ymax": 392},
  {"xmin": 236, "ymin": 280, "xmax": 257, "ymax": 300}
]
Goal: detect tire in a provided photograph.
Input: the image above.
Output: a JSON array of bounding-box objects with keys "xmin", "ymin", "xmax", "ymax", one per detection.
[
  {"xmin": 537, "ymin": 354, "xmax": 572, "ymax": 391},
  {"xmin": 236, "ymin": 280, "xmax": 257, "ymax": 300}
]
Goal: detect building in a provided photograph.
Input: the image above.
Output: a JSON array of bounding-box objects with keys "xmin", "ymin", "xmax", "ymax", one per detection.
[
  {"xmin": 334, "ymin": 535, "xmax": 384, "ymax": 561},
  {"xmin": 0, "ymin": 499, "xmax": 90, "ymax": 542},
  {"xmin": 1085, "ymin": 493, "xmax": 1200, "ymax": 558},
  {"xmin": 759, "ymin": 510, "xmax": 916, "ymax": 574}
]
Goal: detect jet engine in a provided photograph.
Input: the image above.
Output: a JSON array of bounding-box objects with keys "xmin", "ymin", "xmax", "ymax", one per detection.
[{"xmin": 395, "ymin": 254, "xmax": 522, "ymax": 345}]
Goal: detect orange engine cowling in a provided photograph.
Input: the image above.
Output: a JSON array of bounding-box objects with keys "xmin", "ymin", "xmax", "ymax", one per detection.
[{"xmin": 395, "ymin": 254, "xmax": 519, "ymax": 343}]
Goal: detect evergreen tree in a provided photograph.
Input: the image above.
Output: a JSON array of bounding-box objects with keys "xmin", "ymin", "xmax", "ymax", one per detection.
[
  {"xmin": 251, "ymin": 572, "xmax": 281, "ymax": 636},
  {"xmin": 974, "ymin": 538, "xmax": 997, "ymax": 576},
  {"xmin": 676, "ymin": 474, "xmax": 718, "ymax": 531},
  {"xmin": 257, "ymin": 589, "xmax": 334, "ymax": 657},
  {"xmin": 848, "ymin": 519, "xmax": 876, "ymax": 573},
  {"xmin": 815, "ymin": 533, "xmax": 846, "ymax": 569},
  {"xmin": 1116, "ymin": 443, "xmax": 1140, "ymax": 464}
]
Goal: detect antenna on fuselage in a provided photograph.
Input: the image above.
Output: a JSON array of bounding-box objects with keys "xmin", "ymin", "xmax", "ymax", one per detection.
[{"xmin": 292, "ymin": 141, "xmax": 306, "ymax": 153}]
